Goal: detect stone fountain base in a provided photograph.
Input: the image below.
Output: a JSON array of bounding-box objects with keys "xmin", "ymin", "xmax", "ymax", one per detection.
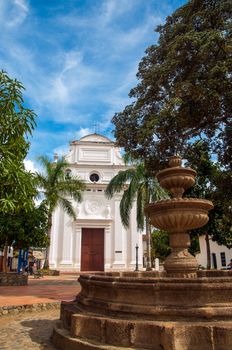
[{"xmin": 52, "ymin": 271, "xmax": 232, "ymax": 350}]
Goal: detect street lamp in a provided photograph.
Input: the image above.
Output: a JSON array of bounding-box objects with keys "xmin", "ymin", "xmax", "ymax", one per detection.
[{"xmin": 135, "ymin": 244, "xmax": 139, "ymax": 271}]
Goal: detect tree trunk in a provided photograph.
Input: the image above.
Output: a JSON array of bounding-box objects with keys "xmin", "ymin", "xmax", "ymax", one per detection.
[
  {"xmin": 205, "ymin": 232, "xmax": 211, "ymax": 270},
  {"xmin": 145, "ymin": 215, "xmax": 152, "ymax": 271},
  {"xmin": 43, "ymin": 214, "xmax": 52, "ymax": 269},
  {"xmin": 2, "ymin": 240, "xmax": 8, "ymax": 273}
]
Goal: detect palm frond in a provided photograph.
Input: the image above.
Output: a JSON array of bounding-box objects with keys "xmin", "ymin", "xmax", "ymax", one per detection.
[
  {"xmin": 136, "ymin": 185, "xmax": 145, "ymax": 231},
  {"xmin": 120, "ymin": 189, "xmax": 132, "ymax": 228},
  {"xmin": 37, "ymin": 156, "xmax": 53, "ymax": 178},
  {"xmin": 57, "ymin": 177, "xmax": 86, "ymax": 202},
  {"xmin": 106, "ymin": 159, "xmax": 168, "ymax": 230},
  {"xmin": 119, "ymin": 174, "xmax": 139, "ymax": 228},
  {"xmin": 59, "ymin": 197, "xmax": 76, "ymax": 220},
  {"xmin": 149, "ymin": 178, "xmax": 169, "ymax": 202},
  {"xmin": 105, "ymin": 168, "xmax": 136, "ymax": 199},
  {"xmin": 34, "ymin": 172, "xmax": 48, "ymax": 189},
  {"xmin": 50, "ymin": 157, "xmax": 69, "ymax": 185}
]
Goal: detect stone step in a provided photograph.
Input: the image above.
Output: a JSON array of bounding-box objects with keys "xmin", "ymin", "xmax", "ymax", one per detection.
[
  {"xmin": 59, "ymin": 305, "xmax": 232, "ymax": 350},
  {"xmin": 52, "ymin": 323, "xmax": 146, "ymax": 350}
]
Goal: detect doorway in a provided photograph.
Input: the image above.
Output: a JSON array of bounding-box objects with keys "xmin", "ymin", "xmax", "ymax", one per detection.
[{"xmin": 81, "ymin": 228, "xmax": 104, "ymax": 271}]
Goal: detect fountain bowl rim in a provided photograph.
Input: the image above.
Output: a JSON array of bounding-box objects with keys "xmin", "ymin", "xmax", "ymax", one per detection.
[
  {"xmin": 145, "ymin": 198, "xmax": 214, "ymax": 212},
  {"xmin": 157, "ymin": 166, "xmax": 197, "ymax": 178}
]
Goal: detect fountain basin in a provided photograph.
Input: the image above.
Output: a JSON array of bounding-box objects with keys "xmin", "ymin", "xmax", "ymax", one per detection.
[
  {"xmin": 145, "ymin": 198, "xmax": 214, "ymax": 277},
  {"xmin": 75, "ymin": 272, "xmax": 232, "ymax": 319},
  {"xmin": 157, "ymin": 167, "xmax": 196, "ymax": 198},
  {"xmin": 52, "ymin": 272, "xmax": 232, "ymax": 350},
  {"xmin": 145, "ymin": 198, "xmax": 214, "ymax": 232}
]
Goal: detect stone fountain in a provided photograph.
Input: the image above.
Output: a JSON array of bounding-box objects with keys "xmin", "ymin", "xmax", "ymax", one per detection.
[
  {"xmin": 145, "ymin": 155, "xmax": 213, "ymax": 277},
  {"xmin": 52, "ymin": 156, "xmax": 232, "ymax": 350}
]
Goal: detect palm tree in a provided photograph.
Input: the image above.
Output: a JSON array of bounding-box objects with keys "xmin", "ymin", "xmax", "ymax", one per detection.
[
  {"xmin": 35, "ymin": 156, "xmax": 86, "ymax": 269},
  {"xmin": 105, "ymin": 161, "xmax": 167, "ymax": 270}
]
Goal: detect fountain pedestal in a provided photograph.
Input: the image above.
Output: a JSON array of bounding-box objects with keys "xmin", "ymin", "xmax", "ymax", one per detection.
[{"xmin": 52, "ymin": 156, "xmax": 232, "ymax": 350}]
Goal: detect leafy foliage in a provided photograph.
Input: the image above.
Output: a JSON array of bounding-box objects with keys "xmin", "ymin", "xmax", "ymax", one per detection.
[
  {"xmin": 185, "ymin": 140, "xmax": 232, "ymax": 249},
  {"xmin": 0, "ymin": 202, "xmax": 49, "ymax": 249},
  {"xmin": 0, "ymin": 70, "xmax": 37, "ymax": 214},
  {"xmin": 151, "ymin": 230, "xmax": 171, "ymax": 262},
  {"xmin": 112, "ymin": 0, "xmax": 232, "ymax": 171},
  {"xmin": 36, "ymin": 156, "xmax": 86, "ymax": 219}
]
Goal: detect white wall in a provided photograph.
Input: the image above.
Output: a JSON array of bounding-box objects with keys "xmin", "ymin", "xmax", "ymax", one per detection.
[{"xmin": 196, "ymin": 235, "xmax": 232, "ymax": 269}]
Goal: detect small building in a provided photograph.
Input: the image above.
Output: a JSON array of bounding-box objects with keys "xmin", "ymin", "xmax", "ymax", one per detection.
[
  {"xmin": 196, "ymin": 235, "xmax": 232, "ymax": 269},
  {"xmin": 49, "ymin": 133, "xmax": 143, "ymax": 272}
]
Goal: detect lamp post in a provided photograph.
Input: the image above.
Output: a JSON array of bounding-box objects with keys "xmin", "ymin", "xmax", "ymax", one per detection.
[{"xmin": 135, "ymin": 244, "xmax": 139, "ymax": 271}]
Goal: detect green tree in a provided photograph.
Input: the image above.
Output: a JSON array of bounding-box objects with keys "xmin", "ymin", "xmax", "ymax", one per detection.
[
  {"xmin": 151, "ymin": 230, "xmax": 171, "ymax": 263},
  {"xmin": 185, "ymin": 141, "xmax": 232, "ymax": 269},
  {"xmin": 112, "ymin": 0, "xmax": 232, "ymax": 171},
  {"xmin": 105, "ymin": 161, "xmax": 167, "ymax": 270},
  {"xmin": 0, "ymin": 71, "xmax": 37, "ymax": 271},
  {"xmin": 0, "ymin": 70, "xmax": 36, "ymax": 213},
  {"xmin": 0, "ymin": 202, "xmax": 49, "ymax": 272},
  {"xmin": 35, "ymin": 156, "xmax": 86, "ymax": 269}
]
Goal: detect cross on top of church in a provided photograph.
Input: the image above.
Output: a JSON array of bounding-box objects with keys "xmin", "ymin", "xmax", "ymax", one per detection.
[{"xmin": 93, "ymin": 123, "xmax": 100, "ymax": 134}]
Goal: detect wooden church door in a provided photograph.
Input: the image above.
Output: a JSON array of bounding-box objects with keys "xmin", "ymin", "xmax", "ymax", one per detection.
[{"xmin": 81, "ymin": 228, "xmax": 104, "ymax": 271}]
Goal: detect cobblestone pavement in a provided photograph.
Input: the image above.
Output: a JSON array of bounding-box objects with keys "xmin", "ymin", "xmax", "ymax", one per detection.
[{"xmin": 0, "ymin": 309, "xmax": 60, "ymax": 350}]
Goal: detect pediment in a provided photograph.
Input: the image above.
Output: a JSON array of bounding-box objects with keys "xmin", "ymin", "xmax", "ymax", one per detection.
[{"xmin": 79, "ymin": 133, "xmax": 112, "ymax": 143}]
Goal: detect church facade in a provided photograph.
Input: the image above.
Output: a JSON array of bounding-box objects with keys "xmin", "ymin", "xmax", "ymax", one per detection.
[{"xmin": 49, "ymin": 133, "xmax": 143, "ymax": 272}]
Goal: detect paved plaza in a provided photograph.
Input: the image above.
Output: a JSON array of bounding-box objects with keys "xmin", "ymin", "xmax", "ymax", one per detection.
[
  {"xmin": 0, "ymin": 309, "xmax": 59, "ymax": 350},
  {"xmin": 0, "ymin": 274, "xmax": 80, "ymax": 307},
  {"xmin": 0, "ymin": 274, "xmax": 81, "ymax": 349}
]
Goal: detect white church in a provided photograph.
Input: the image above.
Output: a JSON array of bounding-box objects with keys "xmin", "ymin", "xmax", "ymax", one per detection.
[{"xmin": 49, "ymin": 133, "xmax": 144, "ymax": 272}]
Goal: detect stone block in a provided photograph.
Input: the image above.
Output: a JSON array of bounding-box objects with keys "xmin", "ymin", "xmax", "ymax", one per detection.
[
  {"xmin": 71, "ymin": 314, "xmax": 103, "ymax": 342},
  {"xmin": 105, "ymin": 319, "xmax": 132, "ymax": 347},
  {"xmin": 214, "ymin": 325, "xmax": 232, "ymax": 350},
  {"xmin": 131, "ymin": 322, "xmax": 161, "ymax": 349},
  {"xmin": 174, "ymin": 325, "xmax": 214, "ymax": 350}
]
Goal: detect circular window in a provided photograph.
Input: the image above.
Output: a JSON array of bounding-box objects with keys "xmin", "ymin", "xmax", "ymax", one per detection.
[{"xmin": 90, "ymin": 173, "xmax": 100, "ymax": 182}]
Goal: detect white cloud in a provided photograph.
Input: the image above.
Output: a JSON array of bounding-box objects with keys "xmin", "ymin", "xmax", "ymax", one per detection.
[
  {"xmin": 24, "ymin": 159, "xmax": 38, "ymax": 173},
  {"xmin": 50, "ymin": 76, "xmax": 69, "ymax": 103},
  {"xmin": 113, "ymin": 16, "xmax": 162, "ymax": 50},
  {"xmin": 75, "ymin": 127, "xmax": 93, "ymax": 139},
  {"xmin": 53, "ymin": 145, "xmax": 69, "ymax": 157},
  {"xmin": 62, "ymin": 51, "xmax": 81, "ymax": 73},
  {"xmin": 100, "ymin": 0, "xmax": 135, "ymax": 27},
  {"xmin": 41, "ymin": 50, "xmax": 102, "ymax": 111},
  {"xmin": 0, "ymin": 0, "xmax": 29, "ymax": 28},
  {"xmin": 14, "ymin": 0, "xmax": 28, "ymax": 12}
]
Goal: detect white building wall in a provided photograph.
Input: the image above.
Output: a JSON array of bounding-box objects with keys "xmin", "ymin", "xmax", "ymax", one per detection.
[
  {"xmin": 196, "ymin": 235, "xmax": 232, "ymax": 269},
  {"xmin": 50, "ymin": 134, "xmax": 144, "ymax": 272}
]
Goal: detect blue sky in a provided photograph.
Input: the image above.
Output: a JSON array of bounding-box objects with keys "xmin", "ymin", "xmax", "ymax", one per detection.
[{"xmin": 0, "ymin": 0, "xmax": 187, "ymax": 171}]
